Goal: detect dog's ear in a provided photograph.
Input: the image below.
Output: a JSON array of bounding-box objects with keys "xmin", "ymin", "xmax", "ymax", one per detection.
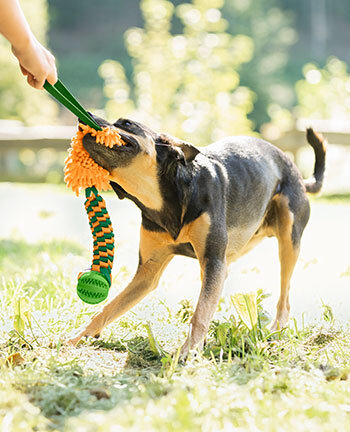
[
  {"xmin": 177, "ymin": 142, "xmax": 201, "ymax": 164},
  {"xmin": 157, "ymin": 133, "xmax": 200, "ymax": 164}
]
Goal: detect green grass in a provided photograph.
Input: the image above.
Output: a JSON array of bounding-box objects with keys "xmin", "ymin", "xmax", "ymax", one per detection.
[
  {"xmin": 311, "ymin": 192, "xmax": 350, "ymax": 204},
  {"xmin": 1, "ymin": 236, "xmax": 350, "ymax": 431}
]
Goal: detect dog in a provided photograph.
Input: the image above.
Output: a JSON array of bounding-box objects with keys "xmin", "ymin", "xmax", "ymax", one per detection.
[{"xmin": 68, "ymin": 115, "xmax": 326, "ymax": 355}]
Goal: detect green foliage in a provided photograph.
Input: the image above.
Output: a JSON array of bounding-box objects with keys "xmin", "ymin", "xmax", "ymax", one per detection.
[
  {"xmin": 224, "ymin": 0, "xmax": 297, "ymax": 128},
  {"xmin": 204, "ymin": 290, "xmax": 274, "ymax": 360},
  {"xmin": 99, "ymin": 0, "xmax": 255, "ymax": 145},
  {"xmin": 295, "ymin": 57, "xmax": 350, "ymax": 120},
  {"xmin": 2, "ymin": 186, "xmax": 350, "ymax": 431},
  {"xmin": 262, "ymin": 56, "xmax": 350, "ymax": 137},
  {"xmin": 0, "ymin": 0, "xmax": 57, "ymax": 124},
  {"xmin": 44, "ymin": 0, "xmax": 350, "ymax": 131}
]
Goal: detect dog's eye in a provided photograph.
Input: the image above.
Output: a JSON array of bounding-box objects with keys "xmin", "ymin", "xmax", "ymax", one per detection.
[{"xmin": 123, "ymin": 120, "xmax": 132, "ymax": 127}]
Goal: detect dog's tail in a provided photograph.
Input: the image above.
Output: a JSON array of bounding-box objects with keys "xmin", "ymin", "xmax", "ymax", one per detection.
[{"xmin": 304, "ymin": 128, "xmax": 327, "ymax": 194}]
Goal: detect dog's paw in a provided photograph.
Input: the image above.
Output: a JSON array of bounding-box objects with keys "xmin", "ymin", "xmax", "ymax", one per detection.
[
  {"xmin": 269, "ymin": 318, "xmax": 288, "ymax": 333},
  {"xmin": 178, "ymin": 340, "xmax": 204, "ymax": 363},
  {"xmin": 66, "ymin": 330, "xmax": 101, "ymax": 347},
  {"xmin": 179, "ymin": 342, "xmax": 190, "ymax": 363},
  {"xmin": 66, "ymin": 336, "xmax": 82, "ymax": 347}
]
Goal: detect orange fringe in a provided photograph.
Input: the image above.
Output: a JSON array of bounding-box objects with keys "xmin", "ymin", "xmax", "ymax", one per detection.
[{"xmin": 64, "ymin": 124, "xmax": 125, "ymax": 195}]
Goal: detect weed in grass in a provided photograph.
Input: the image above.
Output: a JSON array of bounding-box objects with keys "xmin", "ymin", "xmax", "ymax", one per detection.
[
  {"xmin": 2, "ymin": 227, "xmax": 350, "ymax": 431},
  {"xmin": 175, "ymin": 299, "xmax": 194, "ymax": 324},
  {"xmin": 203, "ymin": 289, "xmax": 275, "ymax": 362}
]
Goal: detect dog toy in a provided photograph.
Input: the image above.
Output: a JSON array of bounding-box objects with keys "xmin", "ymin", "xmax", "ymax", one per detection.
[
  {"xmin": 76, "ymin": 186, "xmax": 114, "ymax": 304},
  {"xmin": 64, "ymin": 123, "xmax": 121, "ymax": 196},
  {"xmin": 64, "ymin": 124, "xmax": 125, "ymax": 304},
  {"xmin": 44, "ymin": 79, "xmax": 126, "ymax": 304}
]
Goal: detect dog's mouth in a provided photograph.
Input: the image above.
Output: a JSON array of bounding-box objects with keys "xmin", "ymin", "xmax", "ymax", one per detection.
[
  {"xmin": 82, "ymin": 135, "xmax": 111, "ymax": 171},
  {"xmin": 117, "ymin": 132, "xmax": 139, "ymax": 149},
  {"xmin": 82, "ymin": 129, "xmax": 140, "ymax": 172}
]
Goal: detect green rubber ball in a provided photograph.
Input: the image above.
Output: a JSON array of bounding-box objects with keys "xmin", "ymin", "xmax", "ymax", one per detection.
[{"xmin": 77, "ymin": 271, "xmax": 110, "ymax": 304}]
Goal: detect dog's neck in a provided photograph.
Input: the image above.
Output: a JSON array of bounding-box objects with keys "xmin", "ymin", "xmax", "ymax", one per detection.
[
  {"xmin": 109, "ymin": 155, "xmax": 163, "ymax": 211},
  {"xmin": 110, "ymin": 163, "xmax": 197, "ymax": 240}
]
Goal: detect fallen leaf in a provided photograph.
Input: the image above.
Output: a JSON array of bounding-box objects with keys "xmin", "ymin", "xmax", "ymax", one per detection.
[{"xmin": 6, "ymin": 352, "xmax": 24, "ymax": 367}]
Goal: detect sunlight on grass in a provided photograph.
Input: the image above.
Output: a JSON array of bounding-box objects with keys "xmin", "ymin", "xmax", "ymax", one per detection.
[{"xmin": 1, "ymin": 184, "xmax": 350, "ymax": 431}]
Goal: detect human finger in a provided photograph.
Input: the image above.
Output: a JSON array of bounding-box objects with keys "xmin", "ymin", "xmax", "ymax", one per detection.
[
  {"xmin": 34, "ymin": 74, "xmax": 46, "ymax": 89},
  {"xmin": 20, "ymin": 65, "xmax": 29, "ymax": 76},
  {"xmin": 27, "ymin": 74, "xmax": 36, "ymax": 88}
]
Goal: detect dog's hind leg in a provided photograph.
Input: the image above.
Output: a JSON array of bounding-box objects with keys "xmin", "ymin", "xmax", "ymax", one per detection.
[
  {"xmin": 68, "ymin": 227, "xmax": 173, "ymax": 346},
  {"xmin": 270, "ymin": 192, "xmax": 309, "ymax": 331}
]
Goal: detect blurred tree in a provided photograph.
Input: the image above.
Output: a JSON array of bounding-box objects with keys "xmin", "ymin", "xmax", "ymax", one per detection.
[
  {"xmin": 47, "ymin": 0, "xmax": 142, "ymax": 107},
  {"xmin": 99, "ymin": 0, "xmax": 255, "ymax": 145},
  {"xmin": 261, "ymin": 56, "xmax": 350, "ymax": 143},
  {"xmin": 295, "ymin": 57, "xmax": 350, "ymax": 120},
  {"xmin": 0, "ymin": 0, "xmax": 57, "ymax": 124},
  {"xmin": 223, "ymin": 0, "xmax": 297, "ymax": 129},
  {"xmin": 43, "ymin": 0, "xmax": 350, "ymax": 127}
]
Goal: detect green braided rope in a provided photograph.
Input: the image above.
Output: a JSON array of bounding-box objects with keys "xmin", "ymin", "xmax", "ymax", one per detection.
[{"xmin": 76, "ymin": 186, "xmax": 115, "ymax": 304}]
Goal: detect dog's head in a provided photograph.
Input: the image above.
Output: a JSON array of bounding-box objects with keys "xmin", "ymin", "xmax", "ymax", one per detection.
[{"xmin": 82, "ymin": 114, "xmax": 200, "ymax": 210}]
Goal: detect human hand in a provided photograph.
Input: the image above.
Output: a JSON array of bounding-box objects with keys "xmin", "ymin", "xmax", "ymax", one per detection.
[{"xmin": 12, "ymin": 36, "xmax": 57, "ymax": 89}]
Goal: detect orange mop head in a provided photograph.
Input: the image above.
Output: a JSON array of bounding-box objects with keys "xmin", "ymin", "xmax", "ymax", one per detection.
[{"xmin": 64, "ymin": 123, "xmax": 125, "ymax": 196}]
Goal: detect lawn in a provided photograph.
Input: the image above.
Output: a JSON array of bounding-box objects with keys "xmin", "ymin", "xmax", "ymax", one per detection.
[{"xmin": 1, "ymin": 183, "xmax": 350, "ymax": 432}]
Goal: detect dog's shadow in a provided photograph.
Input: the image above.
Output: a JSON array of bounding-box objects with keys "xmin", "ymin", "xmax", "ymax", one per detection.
[
  {"xmin": 91, "ymin": 335, "xmax": 164, "ymax": 369},
  {"xmin": 8, "ymin": 336, "xmax": 165, "ymax": 429}
]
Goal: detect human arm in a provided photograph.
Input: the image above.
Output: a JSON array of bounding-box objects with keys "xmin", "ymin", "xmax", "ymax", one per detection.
[{"xmin": 0, "ymin": 0, "xmax": 57, "ymax": 89}]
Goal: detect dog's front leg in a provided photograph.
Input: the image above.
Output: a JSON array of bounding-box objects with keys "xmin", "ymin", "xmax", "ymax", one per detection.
[
  {"xmin": 181, "ymin": 257, "xmax": 227, "ymax": 356},
  {"xmin": 181, "ymin": 213, "xmax": 228, "ymax": 356},
  {"xmin": 68, "ymin": 252, "xmax": 172, "ymax": 346}
]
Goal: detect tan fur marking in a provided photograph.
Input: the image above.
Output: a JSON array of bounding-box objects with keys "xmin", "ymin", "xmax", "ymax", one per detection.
[
  {"xmin": 182, "ymin": 262, "xmax": 227, "ymax": 355},
  {"xmin": 139, "ymin": 227, "xmax": 173, "ymax": 263},
  {"xmin": 271, "ymin": 194, "xmax": 299, "ymax": 330},
  {"xmin": 186, "ymin": 213, "xmax": 211, "ymax": 284},
  {"xmin": 187, "ymin": 213, "xmax": 211, "ymax": 261},
  {"xmin": 109, "ymin": 132, "xmax": 162, "ymax": 210},
  {"xmin": 140, "ymin": 212, "xmax": 211, "ymax": 261},
  {"xmin": 140, "ymin": 213, "xmax": 211, "ymax": 299},
  {"xmin": 109, "ymin": 151, "xmax": 162, "ymax": 210}
]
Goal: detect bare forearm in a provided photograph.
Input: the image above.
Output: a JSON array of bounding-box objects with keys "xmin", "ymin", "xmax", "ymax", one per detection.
[
  {"xmin": 0, "ymin": 0, "xmax": 33, "ymax": 52},
  {"xmin": 0, "ymin": 0, "xmax": 57, "ymax": 88}
]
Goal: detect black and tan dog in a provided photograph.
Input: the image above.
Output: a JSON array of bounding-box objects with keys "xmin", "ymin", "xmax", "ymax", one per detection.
[{"xmin": 68, "ymin": 116, "xmax": 326, "ymax": 355}]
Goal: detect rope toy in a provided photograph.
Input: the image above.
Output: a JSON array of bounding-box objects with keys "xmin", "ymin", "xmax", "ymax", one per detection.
[{"xmin": 64, "ymin": 124, "xmax": 125, "ymax": 304}]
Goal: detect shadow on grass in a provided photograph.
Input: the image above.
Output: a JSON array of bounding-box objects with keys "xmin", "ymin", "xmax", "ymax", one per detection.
[
  {"xmin": 91, "ymin": 336, "xmax": 163, "ymax": 369},
  {"xmin": 14, "ymin": 337, "xmax": 164, "ymax": 430},
  {"xmin": 19, "ymin": 359, "xmax": 135, "ymax": 428},
  {"xmin": 10, "ymin": 323, "xmax": 350, "ymax": 431}
]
